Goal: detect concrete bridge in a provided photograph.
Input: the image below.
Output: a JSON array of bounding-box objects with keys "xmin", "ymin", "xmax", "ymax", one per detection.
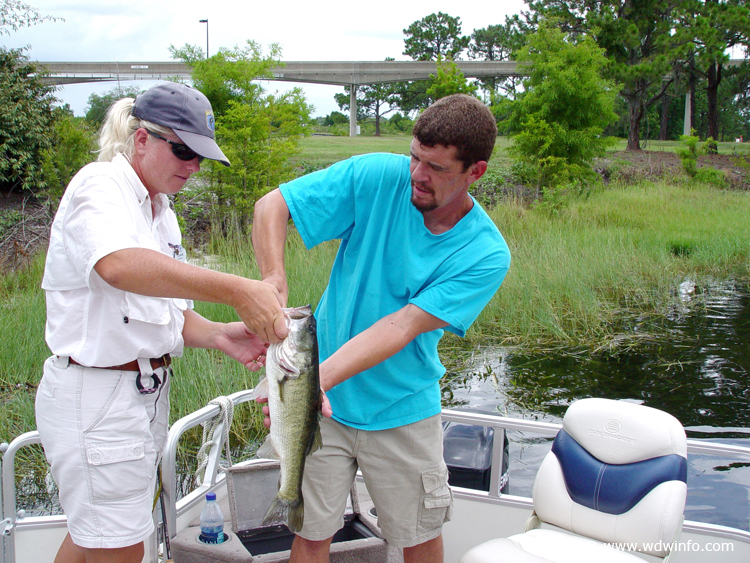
[
  {"xmin": 38, "ymin": 59, "xmax": 745, "ymax": 137},
  {"xmin": 38, "ymin": 60, "xmax": 521, "ymax": 136}
]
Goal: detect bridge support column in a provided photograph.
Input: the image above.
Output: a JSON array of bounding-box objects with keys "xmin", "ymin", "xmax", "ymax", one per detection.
[{"xmin": 349, "ymin": 85, "xmax": 358, "ymax": 137}]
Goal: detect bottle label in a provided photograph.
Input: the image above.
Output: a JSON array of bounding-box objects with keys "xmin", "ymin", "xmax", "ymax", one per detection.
[{"xmin": 199, "ymin": 527, "xmax": 225, "ymax": 544}]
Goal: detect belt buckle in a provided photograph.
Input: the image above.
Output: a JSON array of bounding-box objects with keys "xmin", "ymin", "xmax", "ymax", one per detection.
[
  {"xmin": 136, "ymin": 371, "xmax": 162, "ymax": 394},
  {"xmin": 135, "ymin": 357, "xmax": 168, "ymax": 395}
]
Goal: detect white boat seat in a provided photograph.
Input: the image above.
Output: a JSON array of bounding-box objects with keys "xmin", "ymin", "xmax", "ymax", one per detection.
[{"xmin": 460, "ymin": 398, "xmax": 688, "ymax": 563}]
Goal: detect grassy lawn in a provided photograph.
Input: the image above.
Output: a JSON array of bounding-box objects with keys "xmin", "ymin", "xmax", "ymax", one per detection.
[{"xmin": 293, "ymin": 133, "xmax": 750, "ymax": 171}]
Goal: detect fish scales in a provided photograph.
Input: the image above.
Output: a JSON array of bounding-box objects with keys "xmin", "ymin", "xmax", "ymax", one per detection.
[{"xmin": 251, "ymin": 305, "xmax": 322, "ymax": 532}]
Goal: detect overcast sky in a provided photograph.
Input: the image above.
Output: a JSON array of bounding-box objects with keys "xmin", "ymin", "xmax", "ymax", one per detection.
[{"xmin": 4, "ymin": 0, "xmax": 527, "ymax": 117}]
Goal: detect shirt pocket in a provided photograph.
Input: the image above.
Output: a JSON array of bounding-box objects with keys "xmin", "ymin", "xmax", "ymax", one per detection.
[
  {"xmin": 120, "ymin": 293, "xmax": 171, "ymax": 325},
  {"xmin": 418, "ymin": 465, "xmax": 454, "ymax": 533},
  {"xmin": 84, "ymin": 439, "xmax": 148, "ymax": 503}
]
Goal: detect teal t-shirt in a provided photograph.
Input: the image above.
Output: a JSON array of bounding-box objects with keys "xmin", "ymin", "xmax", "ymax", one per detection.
[{"xmin": 280, "ymin": 153, "xmax": 510, "ymax": 430}]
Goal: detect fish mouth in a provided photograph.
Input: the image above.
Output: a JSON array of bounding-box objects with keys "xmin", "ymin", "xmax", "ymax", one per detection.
[{"xmin": 284, "ymin": 305, "xmax": 313, "ymax": 320}]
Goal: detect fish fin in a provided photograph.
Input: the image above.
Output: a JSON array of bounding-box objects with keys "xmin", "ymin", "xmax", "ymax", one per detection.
[
  {"xmin": 308, "ymin": 426, "xmax": 323, "ymax": 455},
  {"xmin": 255, "ymin": 436, "xmax": 279, "ymax": 460},
  {"xmin": 263, "ymin": 496, "xmax": 304, "ymax": 533},
  {"xmin": 249, "ymin": 376, "xmax": 269, "ymax": 400}
]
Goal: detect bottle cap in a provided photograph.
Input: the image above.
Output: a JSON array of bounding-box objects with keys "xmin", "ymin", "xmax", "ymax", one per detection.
[{"xmin": 206, "ymin": 492, "xmax": 216, "ymax": 501}]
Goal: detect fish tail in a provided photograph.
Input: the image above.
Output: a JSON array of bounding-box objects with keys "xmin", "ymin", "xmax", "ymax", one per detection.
[{"xmin": 262, "ymin": 495, "xmax": 305, "ymax": 533}]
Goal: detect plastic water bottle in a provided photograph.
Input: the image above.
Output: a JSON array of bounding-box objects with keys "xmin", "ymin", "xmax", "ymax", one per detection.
[{"xmin": 199, "ymin": 492, "xmax": 225, "ymax": 544}]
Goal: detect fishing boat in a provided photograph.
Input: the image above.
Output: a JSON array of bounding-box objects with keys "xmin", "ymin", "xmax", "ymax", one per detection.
[{"xmin": 3, "ymin": 388, "xmax": 749, "ymax": 563}]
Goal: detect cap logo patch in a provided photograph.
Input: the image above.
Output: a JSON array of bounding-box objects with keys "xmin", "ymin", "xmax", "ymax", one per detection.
[{"xmin": 205, "ymin": 110, "xmax": 215, "ymax": 132}]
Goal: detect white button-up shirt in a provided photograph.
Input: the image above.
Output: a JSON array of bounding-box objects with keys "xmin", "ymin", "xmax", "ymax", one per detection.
[{"xmin": 42, "ymin": 154, "xmax": 190, "ymax": 366}]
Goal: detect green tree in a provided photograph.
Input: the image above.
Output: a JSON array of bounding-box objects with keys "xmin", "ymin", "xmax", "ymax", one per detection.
[
  {"xmin": 0, "ymin": 0, "xmax": 61, "ymax": 35},
  {"xmin": 504, "ymin": 23, "xmax": 619, "ymax": 197},
  {"xmin": 469, "ymin": 17, "xmax": 528, "ymax": 99},
  {"xmin": 425, "ymin": 56, "xmax": 478, "ymax": 101},
  {"xmin": 680, "ymin": 0, "xmax": 750, "ymax": 149},
  {"xmin": 0, "ymin": 46, "xmax": 57, "ymax": 192},
  {"xmin": 0, "ymin": 1, "xmax": 62, "ymax": 193},
  {"xmin": 334, "ymin": 82, "xmax": 399, "ymax": 136},
  {"xmin": 392, "ymin": 80, "xmax": 431, "ymax": 114},
  {"xmin": 84, "ymin": 85, "xmax": 143, "ymax": 130},
  {"xmin": 323, "ymin": 111, "xmax": 349, "ymax": 126},
  {"xmin": 530, "ymin": 0, "xmax": 685, "ymax": 151},
  {"xmin": 210, "ymin": 89, "xmax": 309, "ymax": 219},
  {"xmin": 171, "ymin": 41, "xmax": 281, "ymax": 118},
  {"xmin": 403, "ymin": 12, "xmax": 470, "ymax": 61},
  {"xmin": 171, "ymin": 41, "xmax": 312, "ymax": 223},
  {"xmin": 40, "ymin": 107, "xmax": 97, "ymax": 208},
  {"xmin": 395, "ymin": 13, "xmax": 471, "ymax": 113},
  {"xmin": 388, "ymin": 112, "xmax": 414, "ymax": 132}
]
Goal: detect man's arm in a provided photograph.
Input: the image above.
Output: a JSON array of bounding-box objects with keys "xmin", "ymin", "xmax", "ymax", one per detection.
[
  {"xmin": 94, "ymin": 249, "xmax": 287, "ymax": 343},
  {"xmin": 319, "ymin": 304, "xmax": 448, "ymax": 392},
  {"xmin": 181, "ymin": 309, "xmax": 269, "ymax": 370},
  {"xmin": 259, "ymin": 304, "xmax": 446, "ymax": 427},
  {"xmin": 252, "ymin": 188, "xmax": 291, "ymax": 306}
]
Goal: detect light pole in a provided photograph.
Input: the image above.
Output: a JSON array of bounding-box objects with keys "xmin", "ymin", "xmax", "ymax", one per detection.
[{"xmin": 199, "ymin": 19, "xmax": 209, "ymax": 58}]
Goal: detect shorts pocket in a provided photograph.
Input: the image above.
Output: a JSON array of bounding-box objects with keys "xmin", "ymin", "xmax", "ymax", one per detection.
[
  {"xmin": 417, "ymin": 465, "xmax": 453, "ymax": 533},
  {"xmin": 84, "ymin": 439, "xmax": 148, "ymax": 503},
  {"xmin": 37, "ymin": 379, "xmax": 56, "ymax": 399}
]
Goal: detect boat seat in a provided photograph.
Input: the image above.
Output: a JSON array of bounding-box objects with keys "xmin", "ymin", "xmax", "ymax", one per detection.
[{"xmin": 460, "ymin": 398, "xmax": 688, "ymax": 563}]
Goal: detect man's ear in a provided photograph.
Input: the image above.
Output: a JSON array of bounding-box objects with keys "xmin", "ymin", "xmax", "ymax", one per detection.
[{"xmin": 468, "ymin": 160, "xmax": 488, "ymax": 184}]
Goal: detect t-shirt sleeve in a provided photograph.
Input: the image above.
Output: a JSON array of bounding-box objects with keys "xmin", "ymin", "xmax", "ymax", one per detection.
[
  {"xmin": 280, "ymin": 158, "xmax": 357, "ymax": 249},
  {"xmin": 411, "ymin": 238, "xmax": 511, "ymax": 337}
]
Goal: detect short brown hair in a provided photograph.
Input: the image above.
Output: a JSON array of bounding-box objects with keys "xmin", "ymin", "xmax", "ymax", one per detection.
[{"xmin": 412, "ymin": 94, "xmax": 498, "ymax": 169}]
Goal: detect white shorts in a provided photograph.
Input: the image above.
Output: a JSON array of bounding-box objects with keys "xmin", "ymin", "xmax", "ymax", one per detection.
[
  {"xmin": 299, "ymin": 414, "xmax": 453, "ymax": 549},
  {"xmin": 35, "ymin": 355, "xmax": 171, "ymax": 549}
]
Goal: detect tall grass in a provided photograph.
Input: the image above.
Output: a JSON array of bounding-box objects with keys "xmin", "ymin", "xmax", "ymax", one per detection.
[{"xmin": 474, "ymin": 182, "xmax": 750, "ymax": 349}]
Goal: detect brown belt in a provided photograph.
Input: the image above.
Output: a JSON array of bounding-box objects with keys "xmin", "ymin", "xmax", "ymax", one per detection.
[{"xmin": 68, "ymin": 354, "xmax": 171, "ymax": 372}]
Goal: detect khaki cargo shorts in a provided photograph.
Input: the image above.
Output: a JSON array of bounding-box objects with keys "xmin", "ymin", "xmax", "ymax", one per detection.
[
  {"xmin": 35, "ymin": 355, "xmax": 170, "ymax": 549},
  {"xmin": 299, "ymin": 414, "xmax": 453, "ymax": 549}
]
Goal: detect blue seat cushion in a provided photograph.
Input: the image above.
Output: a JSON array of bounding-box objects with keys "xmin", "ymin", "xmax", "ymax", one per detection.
[{"xmin": 551, "ymin": 430, "xmax": 687, "ymax": 515}]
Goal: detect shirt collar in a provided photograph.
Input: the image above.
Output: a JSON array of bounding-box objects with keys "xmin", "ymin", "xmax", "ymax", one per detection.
[{"xmin": 112, "ymin": 153, "xmax": 170, "ymax": 218}]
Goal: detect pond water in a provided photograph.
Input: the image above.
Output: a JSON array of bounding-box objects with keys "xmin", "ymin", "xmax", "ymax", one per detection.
[{"xmin": 442, "ymin": 279, "xmax": 750, "ymax": 531}]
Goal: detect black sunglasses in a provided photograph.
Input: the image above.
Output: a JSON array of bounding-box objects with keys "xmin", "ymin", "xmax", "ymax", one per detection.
[{"xmin": 146, "ymin": 130, "xmax": 204, "ymax": 163}]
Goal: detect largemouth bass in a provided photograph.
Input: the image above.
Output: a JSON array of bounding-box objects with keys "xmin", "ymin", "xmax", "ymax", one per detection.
[{"xmin": 250, "ymin": 305, "xmax": 322, "ymax": 532}]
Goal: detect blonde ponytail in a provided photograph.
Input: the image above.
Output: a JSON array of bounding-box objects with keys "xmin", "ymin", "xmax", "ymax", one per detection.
[{"xmin": 97, "ymin": 97, "xmax": 174, "ymax": 162}]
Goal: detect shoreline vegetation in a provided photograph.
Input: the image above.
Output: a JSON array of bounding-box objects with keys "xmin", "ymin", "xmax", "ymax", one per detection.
[{"xmin": 2, "ymin": 135, "xmax": 750, "ymax": 454}]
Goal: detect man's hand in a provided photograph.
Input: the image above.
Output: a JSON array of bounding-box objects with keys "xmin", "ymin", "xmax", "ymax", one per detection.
[
  {"xmin": 214, "ymin": 322, "xmax": 270, "ymax": 371},
  {"xmin": 261, "ymin": 273, "xmax": 289, "ymax": 309},
  {"xmin": 231, "ymin": 279, "xmax": 288, "ymax": 343},
  {"xmin": 255, "ymin": 390, "xmax": 332, "ymax": 429}
]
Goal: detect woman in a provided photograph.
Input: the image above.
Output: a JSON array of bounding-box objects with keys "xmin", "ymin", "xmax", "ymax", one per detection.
[{"xmin": 36, "ymin": 82, "xmax": 286, "ymax": 563}]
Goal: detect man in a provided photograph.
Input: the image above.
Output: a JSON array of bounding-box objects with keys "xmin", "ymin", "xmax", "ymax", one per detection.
[
  {"xmin": 252, "ymin": 94, "xmax": 511, "ymax": 562},
  {"xmin": 36, "ymin": 82, "xmax": 287, "ymax": 563}
]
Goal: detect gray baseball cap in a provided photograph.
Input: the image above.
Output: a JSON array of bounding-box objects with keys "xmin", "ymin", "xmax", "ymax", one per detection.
[{"xmin": 132, "ymin": 82, "xmax": 230, "ymax": 167}]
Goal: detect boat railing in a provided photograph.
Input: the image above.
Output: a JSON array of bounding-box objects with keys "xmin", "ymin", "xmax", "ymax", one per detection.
[
  {"xmin": 0, "ymin": 387, "xmax": 260, "ymax": 563},
  {"xmin": 441, "ymin": 409, "xmax": 559, "ymax": 499},
  {"xmin": 2, "ymin": 431, "xmax": 62, "ymax": 563},
  {"xmin": 161, "ymin": 388, "xmax": 260, "ymax": 539}
]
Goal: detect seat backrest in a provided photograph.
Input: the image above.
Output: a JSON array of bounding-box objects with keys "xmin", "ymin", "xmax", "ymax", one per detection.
[{"xmin": 532, "ymin": 398, "xmax": 687, "ymax": 557}]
